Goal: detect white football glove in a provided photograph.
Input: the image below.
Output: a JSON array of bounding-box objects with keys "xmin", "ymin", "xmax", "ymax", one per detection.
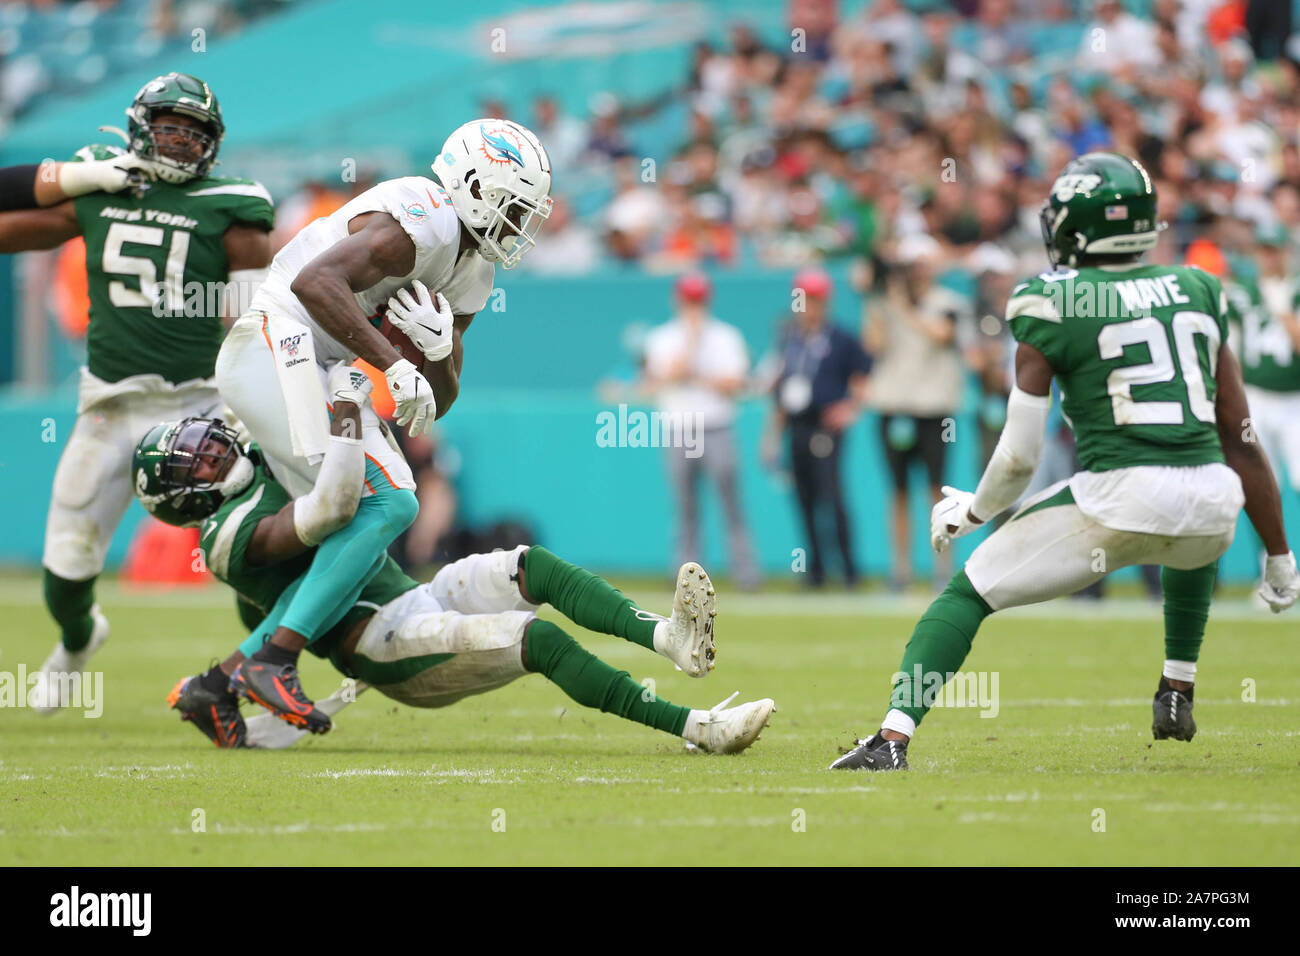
[
  {"xmin": 385, "ymin": 358, "xmax": 436, "ymax": 437},
  {"xmin": 326, "ymin": 361, "xmax": 373, "ymax": 408},
  {"xmin": 386, "ymin": 280, "xmax": 454, "ymax": 363},
  {"xmin": 1259, "ymin": 551, "xmax": 1300, "ymax": 613},
  {"xmin": 56, "ymin": 153, "xmax": 164, "ymax": 196},
  {"xmin": 930, "ymin": 485, "xmax": 981, "ymax": 554}
]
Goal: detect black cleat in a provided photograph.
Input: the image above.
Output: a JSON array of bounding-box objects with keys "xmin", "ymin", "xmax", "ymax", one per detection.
[
  {"xmin": 829, "ymin": 730, "xmax": 909, "ymax": 771},
  {"xmin": 1152, "ymin": 677, "xmax": 1195, "ymax": 741},
  {"xmin": 230, "ymin": 660, "xmax": 331, "ymax": 734},
  {"xmin": 167, "ymin": 674, "xmax": 246, "ymax": 748}
]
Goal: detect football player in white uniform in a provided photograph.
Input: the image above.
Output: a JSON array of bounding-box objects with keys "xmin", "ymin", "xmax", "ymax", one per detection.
[{"xmin": 211, "ymin": 119, "xmax": 553, "ymax": 731}]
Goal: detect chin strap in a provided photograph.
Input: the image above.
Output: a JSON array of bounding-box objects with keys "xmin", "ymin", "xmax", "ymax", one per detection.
[{"xmin": 215, "ymin": 454, "xmax": 255, "ymax": 500}]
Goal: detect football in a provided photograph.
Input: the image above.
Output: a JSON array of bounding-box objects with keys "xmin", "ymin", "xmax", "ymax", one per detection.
[{"xmin": 378, "ymin": 309, "xmax": 426, "ymax": 368}]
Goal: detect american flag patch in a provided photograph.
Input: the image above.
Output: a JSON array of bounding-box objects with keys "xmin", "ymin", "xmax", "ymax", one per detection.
[{"xmin": 1104, "ymin": 204, "xmax": 1128, "ymax": 220}]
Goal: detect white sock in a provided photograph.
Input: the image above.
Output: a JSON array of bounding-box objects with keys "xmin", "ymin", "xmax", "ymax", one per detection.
[
  {"xmin": 1163, "ymin": 659, "xmax": 1197, "ymax": 683},
  {"xmin": 881, "ymin": 709, "xmax": 916, "ymax": 740},
  {"xmin": 681, "ymin": 708, "xmax": 708, "ymax": 742},
  {"xmin": 652, "ymin": 620, "xmax": 669, "ymax": 656}
]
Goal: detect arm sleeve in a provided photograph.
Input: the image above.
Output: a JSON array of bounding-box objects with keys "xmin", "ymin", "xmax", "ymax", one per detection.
[
  {"xmin": 0, "ymin": 164, "xmax": 40, "ymax": 211},
  {"xmin": 292, "ymin": 433, "xmax": 365, "ymax": 546},
  {"xmin": 969, "ymin": 385, "xmax": 1051, "ymax": 522}
]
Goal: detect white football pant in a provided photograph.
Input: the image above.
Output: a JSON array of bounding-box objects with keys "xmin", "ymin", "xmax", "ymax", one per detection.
[
  {"xmin": 44, "ymin": 378, "xmax": 221, "ymax": 581},
  {"xmin": 216, "ymin": 310, "xmax": 414, "ymax": 499}
]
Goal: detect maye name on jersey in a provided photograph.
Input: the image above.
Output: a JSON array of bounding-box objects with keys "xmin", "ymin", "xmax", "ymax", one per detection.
[{"xmin": 1011, "ymin": 264, "xmax": 1214, "ymax": 326}]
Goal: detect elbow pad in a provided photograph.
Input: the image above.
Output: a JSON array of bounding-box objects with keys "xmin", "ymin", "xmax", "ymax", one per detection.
[
  {"xmin": 970, "ymin": 386, "xmax": 1050, "ymax": 521},
  {"xmin": 227, "ymin": 267, "xmax": 270, "ymax": 316},
  {"xmin": 292, "ymin": 434, "xmax": 365, "ymax": 546}
]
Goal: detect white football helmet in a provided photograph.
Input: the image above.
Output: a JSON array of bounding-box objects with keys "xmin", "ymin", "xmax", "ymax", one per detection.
[{"xmin": 431, "ymin": 118, "xmax": 553, "ymax": 269}]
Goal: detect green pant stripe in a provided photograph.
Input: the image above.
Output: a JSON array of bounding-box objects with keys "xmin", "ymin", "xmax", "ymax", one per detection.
[
  {"xmin": 1012, "ymin": 484, "xmax": 1075, "ymax": 522},
  {"xmin": 352, "ymin": 651, "xmax": 456, "ymax": 685}
]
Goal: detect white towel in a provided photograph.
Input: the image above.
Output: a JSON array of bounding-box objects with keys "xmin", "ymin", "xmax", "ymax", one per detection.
[{"xmin": 268, "ymin": 316, "xmax": 331, "ymax": 465}]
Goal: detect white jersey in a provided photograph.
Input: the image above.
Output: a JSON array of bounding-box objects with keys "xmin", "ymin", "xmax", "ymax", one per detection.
[{"xmin": 250, "ymin": 176, "xmax": 495, "ymax": 365}]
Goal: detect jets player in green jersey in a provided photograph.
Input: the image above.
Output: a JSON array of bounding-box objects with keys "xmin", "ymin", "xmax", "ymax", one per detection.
[
  {"xmin": 832, "ymin": 152, "xmax": 1300, "ymax": 771},
  {"xmin": 128, "ymin": 379, "xmax": 774, "ymax": 755},
  {"xmin": 0, "ymin": 72, "xmax": 274, "ymax": 712},
  {"xmin": 1224, "ymin": 223, "xmax": 1300, "ymax": 541}
]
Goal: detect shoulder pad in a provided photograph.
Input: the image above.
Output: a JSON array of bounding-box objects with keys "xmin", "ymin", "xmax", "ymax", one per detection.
[{"xmin": 70, "ymin": 143, "xmax": 127, "ymax": 163}]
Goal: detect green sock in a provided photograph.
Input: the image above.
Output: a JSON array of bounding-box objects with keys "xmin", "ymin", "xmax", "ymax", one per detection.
[
  {"xmin": 1161, "ymin": 562, "xmax": 1216, "ymax": 664},
  {"xmin": 43, "ymin": 569, "xmax": 96, "ymax": 652},
  {"xmin": 524, "ymin": 620, "xmax": 689, "ymax": 735},
  {"xmin": 522, "ymin": 546, "xmax": 659, "ymax": 650},
  {"xmin": 890, "ymin": 570, "xmax": 993, "ymax": 726}
]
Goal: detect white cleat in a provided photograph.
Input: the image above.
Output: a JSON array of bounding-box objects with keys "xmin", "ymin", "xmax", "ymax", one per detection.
[
  {"xmin": 685, "ymin": 691, "xmax": 776, "ymax": 755},
  {"xmin": 655, "ymin": 562, "xmax": 716, "ymax": 677},
  {"xmin": 245, "ymin": 680, "xmax": 370, "ymax": 749},
  {"xmin": 29, "ymin": 604, "xmax": 110, "ymax": 714}
]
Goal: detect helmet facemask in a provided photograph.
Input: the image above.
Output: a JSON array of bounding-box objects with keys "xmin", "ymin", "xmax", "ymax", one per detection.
[
  {"xmin": 131, "ymin": 110, "xmax": 221, "ymax": 183},
  {"xmin": 145, "ymin": 117, "xmax": 220, "ymax": 182},
  {"xmin": 141, "ymin": 419, "xmax": 252, "ymax": 526},
  {"xmin": 1039, "ymin": 200, "xmax": 1077, "ymax": 270},
  {"xmin": 473, "ymin": 182, "xmax": 552, "ymax": 269}
]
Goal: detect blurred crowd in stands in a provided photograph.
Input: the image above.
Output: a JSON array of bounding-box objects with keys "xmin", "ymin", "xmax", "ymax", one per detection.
[
  {"xmin": 0, "ymin": 0, "xmax": 294, "ymax": 128},
  {"xmin": 519, "ymin": 0, "xmax": 1299, "ymax": 281}
]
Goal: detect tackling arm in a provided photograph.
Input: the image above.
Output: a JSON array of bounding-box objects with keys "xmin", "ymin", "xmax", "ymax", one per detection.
[{"xmin": 245, "ymin": 397, "xmax": 365, "ymax": 565}]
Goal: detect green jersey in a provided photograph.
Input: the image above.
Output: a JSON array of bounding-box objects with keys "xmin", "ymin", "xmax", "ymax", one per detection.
[
  {"xmin": 69, "ymin": 144, "xmax": 274, "ymax": 385},
  {"xmin": 1224, "ymin": 275, "xmax": 1300, "ymax": 393},
  {"xmin": 1007, "ymin": 263, "xmax": 1228, "ymax": 472},
  {"xmin": 198, "ymin": 447, "xmax": 419, "ymax": 665}
]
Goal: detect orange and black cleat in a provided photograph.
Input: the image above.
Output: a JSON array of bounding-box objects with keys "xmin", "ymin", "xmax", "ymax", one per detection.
[
  {"xmin": 167, "ymin": 674, "xmax": 246, "ymax": 748},
  {"xmin": 230, "ymin": 660, "xmax": 332, "ymax": 734}
]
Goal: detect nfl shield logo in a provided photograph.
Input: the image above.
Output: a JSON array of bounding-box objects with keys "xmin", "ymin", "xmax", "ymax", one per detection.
[{"xmin": 1104, "ymin": 204, "xmax": 1128, "ymax": 220}]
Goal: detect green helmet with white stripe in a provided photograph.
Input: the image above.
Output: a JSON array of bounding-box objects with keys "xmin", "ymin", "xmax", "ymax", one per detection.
[
  {"xmin": 126, "ymin": 72, "xmax": 225, "ymax": 183},
  {"xmin": 132, "ymin": 418, "xmax": 253, "ymax": 527},
  {"xmin": 1040, "ymin": 152, "xmax": 1163, "ymax": 270}
]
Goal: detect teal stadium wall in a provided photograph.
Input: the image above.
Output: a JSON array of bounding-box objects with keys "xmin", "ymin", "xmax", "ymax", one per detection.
[{"xmin": 0, "ymin": 269, "xmax": 1292, "ymax": 582}]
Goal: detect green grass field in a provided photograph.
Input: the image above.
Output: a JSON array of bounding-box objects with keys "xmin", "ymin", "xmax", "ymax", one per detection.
[{"xmin": 1, "ymin": 575, "xmax": 1297, "ymax": 866}]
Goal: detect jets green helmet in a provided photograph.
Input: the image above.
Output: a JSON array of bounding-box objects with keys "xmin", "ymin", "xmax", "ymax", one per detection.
[
  {"xmin": 126, "ymin": 72, "xmax": 225, "ymax": 183},
  {"xmin": 132, "ymin": 418, "xmax": 252, "ymax": 527},
  {"xmin": 1040, "ymin": 152, "xmax": 1163, "ymax": 269}
]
